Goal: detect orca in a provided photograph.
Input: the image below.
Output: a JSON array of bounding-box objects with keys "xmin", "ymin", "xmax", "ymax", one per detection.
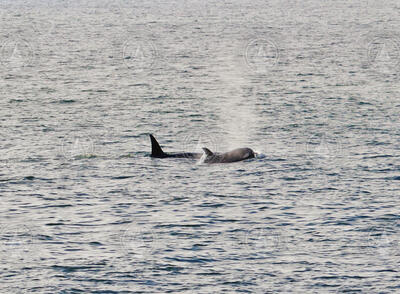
[
  {"xmin": 149, "ymin": 134, "xmax": 202, "ymax": 159},
  {"xmin": 201, "ymin": 147, "xmax": 255, "ymax": 163}
]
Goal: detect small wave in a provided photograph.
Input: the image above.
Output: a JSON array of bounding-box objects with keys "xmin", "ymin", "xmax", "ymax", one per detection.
[{"xmin": 254, "ymin": 151, "xmax": 266, "ymax": 159}]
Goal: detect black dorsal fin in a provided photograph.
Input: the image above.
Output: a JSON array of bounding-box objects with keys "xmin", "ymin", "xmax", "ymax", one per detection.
[
  {"xmin": 150, "ymin": 134, "xmax": 166, "ymax": 158},
  {"xmin": 202, "ymin": 147, "xmax": 213, "ymax": 157}
]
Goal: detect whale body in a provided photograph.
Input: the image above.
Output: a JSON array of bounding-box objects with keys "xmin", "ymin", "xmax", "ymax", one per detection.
[
  {"xmin": 201, "ymin": 147, "xmax": 255, "ymax": 163},
  {"xmin": 149, "ymin": 134, "xmax": 255, "ymax": 163},
  {"xmin": 149, "ymin": 134, "xmax": 202, "ymax": 159}
]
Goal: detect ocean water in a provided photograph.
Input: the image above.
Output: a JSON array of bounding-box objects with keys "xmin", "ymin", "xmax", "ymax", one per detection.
[{"xmin": 0, "ymin": 0, "xmax": 399, "ymax": 293}]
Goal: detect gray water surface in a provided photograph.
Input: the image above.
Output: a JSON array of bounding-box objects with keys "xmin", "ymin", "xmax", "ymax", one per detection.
[{"xmin": 0, "ymin": 1, "xmax": 399, "ymax": 293}]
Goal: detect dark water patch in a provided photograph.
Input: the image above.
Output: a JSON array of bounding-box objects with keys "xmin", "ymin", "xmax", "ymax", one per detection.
[
  {"xmin": 358, "ymin": 101, "xmax": 373, "ymax": 105},
  {"xmin": 81, "ymin": 89, "xmax": 108, "ymax": 93},
  {"xmin": 157, "ymin": 264, "xmax": 185, "ymax": 273},
  {"xmin": 110, "ymin": 175, "xmax": 135, "ymax": 180},
  {"xmin": 128, "ymin": 83, "xmax": 150, "ymax": 87},
  {"xmin": 195, "ymin": 271, "xmax": 224, "ymax": 276},
  {"xmin": 165, "ymin": 256, "xmax": 216, "ymax": 263},
  {"xmin": 8, "ymin": 99, "xmax": 24, "ymax": 103},
  {"xmin": 55, "ymin": 99, "xmax": 77, "ymax": 103},
  {"xmin": 59, "ymin": 288, "xmax": 86, "ymax": 293},
  {"xmin": 365, "ymin": 154, "xmax": 395, "ymax": 159},
  {"xmin": 281, "ymin": 176, "xmax": 299, "ymax": 181},
  {"xmin": 51, "ymin": 264, "xmax": 106, "ymax": 273},
  {"xmin": 197, "ymin": 203, "xmax": 225, "ymax": 208},
  {"xmin": 373, "ymin": 214, "xmax": 400, "ymax": 222},
  {"xmin": 43, "ymin": 203, "xmax": 73, "ymax": 208},
  {"xmin": 376, "ymin": 269, "xmax": 397, "ymax": 273},
  {"xmin": 109, "ymin": 220, "xmax": 132, "ymax": 225},
  {"xmin": 46, "ymin": 222, "xmax": 66, "ymax": 226},
  {"xmin": 89, "ymin": 242, "xmax": 103, "ymax": 246},
  {"xmin": 155, "ymin": 224, "xmax": 204, "ymax": 228}
]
